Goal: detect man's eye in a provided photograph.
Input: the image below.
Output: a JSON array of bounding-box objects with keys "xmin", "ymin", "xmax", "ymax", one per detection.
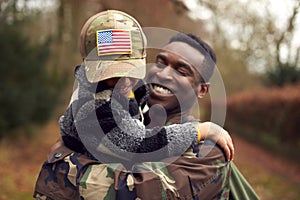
[
  {"xmin": 156, "ymin": 62, "xmax": 166, "ymax": 68},
  {"xmin": 176, "ymin": 69, "xmax": 188, "ymax": 76}
]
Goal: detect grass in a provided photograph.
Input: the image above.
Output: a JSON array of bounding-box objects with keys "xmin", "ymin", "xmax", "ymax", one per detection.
[
  {"xmin": 235, "ymin": 159, "xmax": 300, "ymax": 200},
  {"xmin": 0, "ymin": 121, "xmax": 60, "ymax": 200},
  {"xmin": 233, "ymin": 135, "xmax": 300, "ymax": 200}
]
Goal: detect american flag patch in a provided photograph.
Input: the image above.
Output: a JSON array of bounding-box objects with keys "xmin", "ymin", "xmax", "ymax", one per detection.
[{"xmin": 96, "ymin": 29, "xmax": 132, "ymax": 56}]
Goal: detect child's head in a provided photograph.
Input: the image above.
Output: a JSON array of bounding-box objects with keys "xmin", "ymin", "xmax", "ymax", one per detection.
[{"xmin": 79, "ymin": 10, "xmax": 147, "ymax": 84}]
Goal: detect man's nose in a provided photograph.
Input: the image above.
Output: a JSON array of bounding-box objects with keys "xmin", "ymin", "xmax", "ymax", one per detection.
[{"xmin": 157, "ymin": 65, "xmax": 173, "ymax": 81}]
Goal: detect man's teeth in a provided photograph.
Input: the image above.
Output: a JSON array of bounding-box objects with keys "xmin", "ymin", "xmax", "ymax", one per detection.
[{"xmin": 153, "ymin": 85, "xmax": 171, "ymax": 94}]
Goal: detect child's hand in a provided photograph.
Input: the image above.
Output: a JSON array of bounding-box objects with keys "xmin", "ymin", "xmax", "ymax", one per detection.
[
  {"xmin": 107, "ymin": 77, "xmax": 138, "ymax": 97},
  {"xmin": 196, "ymin": 122, "xmax": 234, "ymax": 161}
]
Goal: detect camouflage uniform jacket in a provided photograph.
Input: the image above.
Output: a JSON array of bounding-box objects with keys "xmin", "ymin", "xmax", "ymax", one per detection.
[{"xmin": 34, "ymin": 137, "xmax": 231, "ymax": 200}]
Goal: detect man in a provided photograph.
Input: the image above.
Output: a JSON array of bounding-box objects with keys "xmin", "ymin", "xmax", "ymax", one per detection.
[
  {"xmin": 137, "ymin": 33, "xmax": 231, "ymax": 199},
  {"xmin": 33, "ymin": 10, "xmax": 256, "ymax": 200},
  {"xmin": 143, "ymin": 33, "xmax": 259, "ymax": 200}
]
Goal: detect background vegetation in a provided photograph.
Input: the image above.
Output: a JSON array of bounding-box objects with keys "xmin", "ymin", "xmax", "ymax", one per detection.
[
  {"xmin": 0, "ymin": 0, "xmax": 299, "ymax": 199},
  {"xmin": 226, "ymin": 82, "xmax": 300, "ymax": 161}
]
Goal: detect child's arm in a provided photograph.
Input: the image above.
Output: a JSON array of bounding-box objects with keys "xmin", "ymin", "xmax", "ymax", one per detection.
[
  {"xmin": 60, "ymin": 66, "xmax": 234, "ymax": 161},
  {"xmin": 96, "ymin": 91, "xmax": 234, "ymax": 161},
  {"xmin": 94, "ymin": 93, "xmax": 197, "ymax": 158}
]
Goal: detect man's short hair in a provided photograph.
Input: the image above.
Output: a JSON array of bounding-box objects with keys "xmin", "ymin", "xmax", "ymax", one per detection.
[{"xmin": 169, "ymin": 33, "xmax": 216, "ymax": 82}]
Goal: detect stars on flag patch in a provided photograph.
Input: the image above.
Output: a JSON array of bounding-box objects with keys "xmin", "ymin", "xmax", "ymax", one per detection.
[{"xmin": 96, "ymin": 29, "xmax": 132, "ymax": 56}]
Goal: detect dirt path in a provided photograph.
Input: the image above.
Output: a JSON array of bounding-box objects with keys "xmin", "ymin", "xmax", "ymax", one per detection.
[
  {"xmin": 232, "ymin": 135, "xmax": 300, "ymax": 184},
  {"xmin": 232, "ymin": 135, "xmax": 300, "ymax": 200}
]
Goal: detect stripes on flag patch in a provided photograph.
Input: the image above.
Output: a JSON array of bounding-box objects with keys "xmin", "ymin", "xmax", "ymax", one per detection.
[{"xmin": 96, "ymin": 29, "xmax": 132, "ymax": 56}]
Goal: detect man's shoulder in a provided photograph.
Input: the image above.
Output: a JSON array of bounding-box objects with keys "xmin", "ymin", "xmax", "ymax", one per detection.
[
  {"xmin": 33, "ymin": 139, "xmax": 99, "ymax": 199},
  {"xmin": 162, "ymin": 140, "xmax": 231, "ymax": 199},
  {"xmin": 47, "ymin": 138, "xmax": 98, "ymax": 165},
  {"xmin": 198, "ymin": 139, "xmax": 227, "ymax": 163}
]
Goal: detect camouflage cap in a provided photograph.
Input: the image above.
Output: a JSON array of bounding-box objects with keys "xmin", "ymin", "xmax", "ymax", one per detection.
[{"xmin": 80, "ymin": 10, "xmax": 147, "ymax": 83}]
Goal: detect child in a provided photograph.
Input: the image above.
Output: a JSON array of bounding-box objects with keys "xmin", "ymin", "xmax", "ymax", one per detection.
[
  {"xmin": 59, "ymin": 9, "xmax": 233, "ymax": 166},
  {"xmin": 60, "ymin": 66, "xmax": 233, "ymax": 165}
]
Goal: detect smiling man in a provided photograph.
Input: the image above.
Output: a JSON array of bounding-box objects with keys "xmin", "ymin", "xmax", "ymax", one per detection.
[
  {"xmin": 146, "ymin": 36, "xmax": 212, "ymax": 122},
  {"xmin": 33, "ymin": 10, "xmax": 235, "ymax": 200},
  {"xmin": 139, "ymin": 33, "xmax": 259, "ymax": 200},
  {"xmin": 132, "ymin": 33, "xmax": 233, "ymax": 199},
  {"xmin": 33, "ymin": 9, "xmax": 258, "ymax": 199}
]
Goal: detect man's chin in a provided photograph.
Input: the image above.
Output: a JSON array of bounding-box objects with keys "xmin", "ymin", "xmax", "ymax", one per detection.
[
  {"xmin": 147, "ymin": 95, "xmax": 166, "ymax": 108},
  {"xmin": 148, "ymin": 95, "xmax": 179, "ymax": 112}
]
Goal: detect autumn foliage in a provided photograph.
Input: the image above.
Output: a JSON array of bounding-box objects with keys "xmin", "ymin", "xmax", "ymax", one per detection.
[{"xmin": 225, "ymin": 83, "xmax": 300, "ymax": 159}]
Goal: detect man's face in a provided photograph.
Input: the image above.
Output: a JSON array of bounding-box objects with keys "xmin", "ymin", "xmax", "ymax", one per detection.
[{"xmin": 146, "ymin": 42, "xmax": 208, "ymax": 116}]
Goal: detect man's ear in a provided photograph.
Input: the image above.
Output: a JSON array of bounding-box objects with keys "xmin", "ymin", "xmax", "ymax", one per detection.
[{"xmin": 196, "ymin": 82, "xmax": 210, "ymax": 98}]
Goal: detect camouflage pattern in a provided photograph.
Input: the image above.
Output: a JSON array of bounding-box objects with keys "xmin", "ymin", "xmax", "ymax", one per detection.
[
  {"xmin": 80, "ymin": 10, "xmax": 146, "ymax": 83},
  {"xmin": 34, "ymin": 138, "xmax": 231, "ymax": 200},
  {"xmin": 80, "ymin": 10, "xmax": 146, "ymax": 59},
  {"xmin": 33, "ymin": 139, "xmax": 98, "ymax": 199}
]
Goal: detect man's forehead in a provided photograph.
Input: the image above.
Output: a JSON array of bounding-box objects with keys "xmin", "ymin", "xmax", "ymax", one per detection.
[{"xmin": 162, "ymin": 41, "xmax": 205, "ymax": 69}]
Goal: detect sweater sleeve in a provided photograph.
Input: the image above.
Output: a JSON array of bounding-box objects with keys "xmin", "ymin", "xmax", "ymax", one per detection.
[
  {"xmin": 59, "ymin": 87, "xmax": 198, "ymax": 162},
  {"xmin": 98, "ymin": 93, "xmax": 198, "ymax": 160}
]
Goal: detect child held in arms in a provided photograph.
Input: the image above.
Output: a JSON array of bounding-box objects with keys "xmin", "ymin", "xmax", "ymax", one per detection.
[{"xmin": 59, "ymin": 10, "xmax": 234, "ymax": 165}]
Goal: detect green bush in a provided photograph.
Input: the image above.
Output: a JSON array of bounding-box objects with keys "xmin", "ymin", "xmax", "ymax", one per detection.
[
  {"xmin": 264, "ymin": 64, "xmax": 300, "ymax": 87},
  {"xmin": 0, "ymin": 25, "xmax": 66, "ymax": 137},
  {"xmin": 224, "ymin": 83, "xmax": 300, "ymax": 161}
]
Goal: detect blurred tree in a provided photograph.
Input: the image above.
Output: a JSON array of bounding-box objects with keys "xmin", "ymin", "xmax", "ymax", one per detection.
[
  {"xmin": 178, "ymin": 0, "xmax": 300, "ymax": 87},
  {"xmin": 263, "ymin": 2, "xmax": 300, "ymax": 86},
  {"xmin": 265, "ymin": 64, "xmax": 300, "ymax": 86},
  {"xmin": 0, "ymin": 0, "xmax": 66, "ymax": 136},
  {"xmin": 56, "ymin": 0, "xmax": 263, "ymax": 93}
]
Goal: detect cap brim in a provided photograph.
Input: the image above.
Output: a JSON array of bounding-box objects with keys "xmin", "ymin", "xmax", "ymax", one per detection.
[{"xmin": 84, "ymin": 58, "xmax": 146, "ymax": 83}]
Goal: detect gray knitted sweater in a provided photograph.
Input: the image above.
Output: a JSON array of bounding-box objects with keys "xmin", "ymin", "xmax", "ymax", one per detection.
[{"xmin": 60, "ymin": 66, "xmax": 198, "ymax": 163}]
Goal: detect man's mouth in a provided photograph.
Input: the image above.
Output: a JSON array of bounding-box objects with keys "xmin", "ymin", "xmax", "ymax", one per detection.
[{"xmin": 152, "ymin": 84, "xmax": 173, "ymax": 95}]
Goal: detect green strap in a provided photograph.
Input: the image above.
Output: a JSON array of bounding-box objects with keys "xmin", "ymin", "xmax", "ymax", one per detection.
[{"xmin": 229, "ymin": 162, "xmax": 260, "ymax": 200}]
